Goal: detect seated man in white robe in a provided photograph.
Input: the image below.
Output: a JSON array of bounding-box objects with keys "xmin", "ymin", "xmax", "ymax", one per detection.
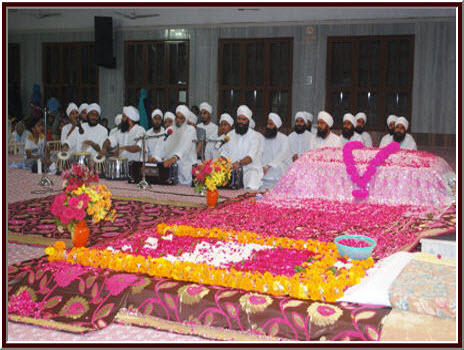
[
  {"xmin": 61, "ymin": 102, "xmax": 83, "ymax": 153},
  {"xmin": 340, "ymin": 113, "xmax": 364, "ymax": 146},
  {"xmin": 220, "ymin": 105, "xmax": 263, "ymax": 191},
  {"xmin": 379, "ymin": 115, "xmax": 398, "ymax": 148},
  {"xmin": 392, "ymin": 116, "xmax": 417, "ymax": 150},
  {"xmin": 261, "ymin": 113, "xmax": 291, "ymax": 189},
  {"xmin": 78, "ymin": 103, "xmax": 89, "ymax": 126},
  {"xmin": 162, "ymin": 105, "xmax": 198, "ymax": 185},
  {"xmin": 313, "ymin": 111, "xmax": 343, "ymax": 149},
  {"xmin": 99, "ymin": 106, "xmax": 145, "ymax": 162},
  {"xmin": 197, "ymin": 102, "xmax": 218, "ymax": 142},
  {"xmin": 305, "ymin": 112, "xmax": 317, "ymax": 135},
  {"xmin": 78, "ymin": 103, "xmax": 108, "ymax": 157},
  {"xmin": 249, "ymin": 118, "xmax": 265, "ymax": 165},
  {"xmin": 145, "ymin": 109, "xmax": 165, "ymax": 162},
  {"xmin": 288, "ymin": 111, "xmax": 314, "ymax": 162},
  {"xmin": 163, "ymin": 112, "xmax": 175, "ymax": 129},
  {"xmin": 109, "ymin": 114, "xmax": 122, "ymax": 136},
  {"xmin": 205, "ymin": 113, "xmax": 233, "ymax": 161},
  {"xmin": 355, "ymin": 112, "xmax": 373, "ymax": 147}
]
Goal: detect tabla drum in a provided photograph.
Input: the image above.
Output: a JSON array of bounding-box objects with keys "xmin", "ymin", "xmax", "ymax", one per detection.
[
  {"xmin": 56, "ymin": 151, "xmax": 72, "ymax": 173},
  {"xmin": 128, "ymin": 161, "xmax": 178, "ymax": 185},
  {"xmin": 71, "ymin": 152, "xmax": 91, "ymax": 167},
  {"xmin": 90, "ymin": 154, "xmax": 106, "ymax": 177},
  {"xmin": 105, "ymin": 157, "xmax": 129, "ymax": 180}
]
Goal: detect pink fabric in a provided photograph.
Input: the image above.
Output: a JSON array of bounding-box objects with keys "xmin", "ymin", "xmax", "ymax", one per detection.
[{"xmin": 267, "ymin": 148, "xmax": 455, "ymax": 208}]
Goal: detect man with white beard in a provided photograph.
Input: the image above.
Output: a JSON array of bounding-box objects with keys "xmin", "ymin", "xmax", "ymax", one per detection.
[
  {"xmin": 78, "ymin": 103, "xmax": 109, "ymax": 157},
  {"xmin": 288, "ymin": 111, "xmax": 314, "ymax": 162},
  {"xmin": 220, "ymin": 105, "xmax": 263, "ymax": 191},
  {"xmin": 99, "ymin": 106, "xmax": 145, "ymax": 162},
  {"xmin": 313, "ymin": 111, "xmax": 343, "ymax": 149},
  {"xmin": 205, "ymin": 113, "xmax": 233, "ymax": 161},
  {"xmin": 261, "ymin": 113, "xmax": 291, "ymax": 188},
  {"xmin": 379, "ymin": 115, "xmax": 398, "ymax": 148},
  {"xmin": 340, "ymin": 113, "xmax": 364, "ymax": 146},
  {"xmin": 162, "ymin": 105, "xmax": 198, "ymax": 185},
  {"xmin": 145, "ymin": 109, "xmax": 165, "ymax": 162},
  {"xmin": 355, "ymin": 112, "xmax": 373, "ymax": 147}
]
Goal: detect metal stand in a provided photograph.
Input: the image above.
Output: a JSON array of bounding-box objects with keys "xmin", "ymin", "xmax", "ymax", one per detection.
[
  {"xmin": 136, "ymin": 136, "xmax": 151, "ymax": 189},
  {"xmin": 38, "ymin": 107, "xmax": 54, "ymax": 189}
]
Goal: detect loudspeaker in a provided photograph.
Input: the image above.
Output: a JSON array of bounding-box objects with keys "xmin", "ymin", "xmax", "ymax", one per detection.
[{"xmin": 94, "ymin": 16, "xmax": 116, "ymax": 68}]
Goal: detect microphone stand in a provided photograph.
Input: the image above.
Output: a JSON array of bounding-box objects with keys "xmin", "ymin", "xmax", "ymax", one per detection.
[
  {"xmin": 38, "ymin": 107, "xmax": 54, "ymax": 189},
  {"xmin": 136, "ymin": 135, "xmax": 150, "ymax": 189}
]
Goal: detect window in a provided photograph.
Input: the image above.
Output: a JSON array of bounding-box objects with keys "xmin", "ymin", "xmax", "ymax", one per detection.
[
  {"xmin": 326, "ymin": 35, "xmax": 414, "ymax": 130},
  {"xmin": 218, "ymin": 38, "xmax": 293, "ymax": 131},
  {"xmin": 8, "ymin": 43, "xmax": 21, "ymax": 117},
  {"xmin": 124, "ymin": 40, "xmax": 189, "ymax": 111},
  {"xmin": 42, "ymin": 42, "xmax": 98, "ymax": 106}
]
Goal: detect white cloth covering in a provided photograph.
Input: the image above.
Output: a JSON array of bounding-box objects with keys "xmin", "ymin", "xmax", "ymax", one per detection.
[
  {"xmin": 144, "ymin": 126, "xmax": 166, "ymax": 161},
  {"xmin": 220, "ymin": 129, "xmax": 263, "ymax": 190},
  {"xmin": 268, "ymin": 113, "xmax": 282, "ymax": 129},
  {"xmin": 379, "ymin": 134, "xmax": 393, "ymax": 148},
  {"xmin": 288, "ymin": 130, "xmax": 314, "ymax": 158},
  {"xmin": 313, "ymin": 131, "xmax": 343, "ymax": 149},
  {"xmin": 107, "ymin": 124, "xmax": 145, "ymax": 162},
  {"xmin": 199, "ymin": 102, "xmax": 212, "ymax": 114},
  {"xmin": 77, "ymin": 123, "xmax": 108, "ymax": 157},
  {"xmin": 205, "ymin": 134, "xmax": 226, "ymax": 161},
  {"xmin": 361, "ymin": 131, "xmax": 373, "ymax": 148},
  {"xmin": 379, "ymin": 133, "xmax": 417, "ymax": 150},
  {"xmin": 66, "ymin": 103, "xmax": 79, "ymax": 117},
  {"xmin": 262, "ymin": 132, "xmax": 291, "ymax": 187},
  {"xmin": 340, "ymin": 131, "xmax": 365, "ymax": 146},
  {"xmin": 317, "ymin": 111, "xmax": 334, "ymax": 128},
  {"xmin": 197, "ymin": 122, "xmax": 218, "ymax": 141},
  {"xmin": 61, "ymin": 124, "xmax": 81, "ymax": 153}
]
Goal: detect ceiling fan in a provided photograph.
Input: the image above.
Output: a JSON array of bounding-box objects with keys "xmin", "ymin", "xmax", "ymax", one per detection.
[
  {"xmin": 22, "ymin": 10, "xmax": 62, "ymax": 19},
  {"xmin": 113, "ymin": 10, "xmax": 160, "ymax": 20}
]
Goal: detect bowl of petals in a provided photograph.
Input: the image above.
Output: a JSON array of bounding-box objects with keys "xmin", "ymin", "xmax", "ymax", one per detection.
[{"xmin": 334, "ymin": 234, "xmax": 376, "ymax": 260}]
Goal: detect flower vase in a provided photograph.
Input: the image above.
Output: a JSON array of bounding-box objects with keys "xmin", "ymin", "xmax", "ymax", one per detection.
[
  {"xmin": 72, "ymin": 219, "xmax": 90, "ymax": 248},
  {"xmin": 206, "ymin": 189, "xmax": 219, "ymax": 208}
]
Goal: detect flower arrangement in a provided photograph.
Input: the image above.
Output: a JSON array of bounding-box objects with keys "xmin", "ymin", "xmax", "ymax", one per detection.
[
  {"xmin": 51, "ymin": 165, "xmax": 115, "ymax": 243},
  {"xmin": 192, "ymin": 157, "xmax": 232, "ymax": 194}
]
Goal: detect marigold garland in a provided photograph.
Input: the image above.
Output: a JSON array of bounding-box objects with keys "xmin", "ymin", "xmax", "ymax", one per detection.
[{"xmin": 45, "ymin": 225, "xmax": 375, "ymax": 302}]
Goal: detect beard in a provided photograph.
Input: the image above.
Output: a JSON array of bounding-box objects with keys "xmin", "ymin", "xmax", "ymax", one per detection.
[
  {"xmin": 152, "ymin": 124, "xmax": 161, "ymax": 132},
  {"xmin": 389, "ymin": 128, "xmax": 395, "ymax": 135},
  {"xmin": 264, "ymin": 127, "xmax": 278, "ymax": 139},
  {"xmin": 120, "ymin": 120, "xmax": 130, "ymax": 133},
  {"xmin": 88, "ymin": 119, "xmax": 98, "ymax": 127},
  {"xmin": 342, "ymin": 127, "xmax": 355, "ymax": 139},
  {"xmin": 393, "ymin": 131, "xmax": 406, "ymax": 143},
  {"xmin": 235, "ymin": 123, "xmax": 249, "ymax": 135},
  {"xmin": 317, "ymin": 127, "xmax": 329, "ymax": 139},
  {"xmin": 355, "ymin": 125, "xmax": 365, "ymax": 134},
  {"xmin": 295, "ymin": 125, "xmax": 306, "ymax": 134},
  {"xmin": 306, "ymin": 123, "xmax": 312, "ymax": 132}
]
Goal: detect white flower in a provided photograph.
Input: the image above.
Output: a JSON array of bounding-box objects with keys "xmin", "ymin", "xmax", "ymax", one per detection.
[
  {"xmin": 334, "ymin": 261, "xmax": 353, "ymax": 270},
  {"xmin": 121, "ymin": 245, "xmax": 132, "ymax": 252},
  {"xmin": 161, "ymin": 234, "xmax": 173, "ymax": 241}
]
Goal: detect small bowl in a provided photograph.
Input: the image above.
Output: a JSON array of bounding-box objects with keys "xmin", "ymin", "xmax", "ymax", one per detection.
[{"xmin": 334, "ymin": 234, "xmax": 377, "ymax": 260}]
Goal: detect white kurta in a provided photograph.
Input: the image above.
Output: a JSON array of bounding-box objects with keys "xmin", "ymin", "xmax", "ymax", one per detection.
[
  {"xmin": 197, "ymin": 122, "xmax": 218, "ymax": 141},
  {"xmin": 288, "ymin": 130, "xmax": 314, "ymax": 157},
  {"xmin": 313, "ymin": 131, "xmax": 343, "ymax": 149},
  {"xmin": 262, "ymin": 132, "xmax": 291, "ymax": 187},
  {"xmin": 78, "ymin": 123, "xmax": 109, "ymax": 157},
  {"xmin": 204, "ymin": 133, "xmax": 226, "ymax": 160},
  {"xmin": 144, "ymin": 127, "xmax": 165, "ymax": 162},
  {"xmin": 361, "ymin": 131, "xmax": 373, "ymax": 148},
  {"xmin": 109, "ymin": 127, "xmax": 119, "ymax": 136},
  {"xmin": 61, "ymin": 124, "xmax": 81, "ymax": 153},
  {"xmin": 340, "ymin": 132, "xmax": 364, "ymax": 146},
  {"xmin": 24, "ymin": 133, "xmax": 45, "ymax": 159},
  {"xmin": 378, "ymin": 133, "xmax": 417, "ymax": 150},
  {"xmin": 220, "ymin": 129, "xmax": 263, "ymax": 190},
  {"xmin": 379, "ymin": 134, "xmax": 393, "ymax": 148},
  {"xmin": 108, "ymin": 125, "xmax": 145, "ymax": 162}
]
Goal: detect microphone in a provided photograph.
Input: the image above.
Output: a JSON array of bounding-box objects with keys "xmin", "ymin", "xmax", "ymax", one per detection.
[
  {"xmin": 219, "ymin": 135, "xmax": 230, "ymax": 147},
  {"xmin": 164, "ymin": 129, "xmax": 173, "ymax": 141},
  {"xmin": 77, "ymin": 121, "xmax": 84, "ymax": 135}
]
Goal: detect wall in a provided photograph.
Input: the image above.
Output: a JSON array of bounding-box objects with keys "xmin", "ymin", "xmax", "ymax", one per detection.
[{"xmin": 9, "ymin": 19, "xmax": 456, "ymax": 134}]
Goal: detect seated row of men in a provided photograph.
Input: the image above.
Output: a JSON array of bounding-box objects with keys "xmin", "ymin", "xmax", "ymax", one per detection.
[{"xmin": 55, "ymin": 101, "xmax": 417, "ymax": 190}]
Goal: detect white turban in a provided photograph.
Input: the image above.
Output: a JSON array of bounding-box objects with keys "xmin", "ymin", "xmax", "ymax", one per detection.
[
  {"xmin": 295, "ymin": 111, "xmax": 307, "ymax": 123},
  {"xmin": 396, "ymin": 116, "xmax": 409, "ymax": 131},
  {"xmin": 114, "ymin": 114, "xmax": 122, "ymax": 126},
  {"xmin": 175, "ymin": 105, "xmax": 191, "ymax": 119},
  {"xmin": 188, "ymin": 111, "xmax": 198, "ymax": 125},
  {"xmin": 219, "ymin": 113, "xmax": 234, "ymax": 127},
  {"xmin": 87, "ymin": 103, "xmax": 101, "ymax": 115},
  {"xmin": 249, "ymin": 119, "xmax": 256, "ymax": 129},
  {"xmin": 343, "ymin": 113, "xmax": 356, "ymax": 127},
  {"xmin": 164, "ymin": 111, "xmax": 175, "ymax": 122},
  {"xmin": 199, "ymin": 102, "xmax": 212, "ymax": 114},
  {"xmin": 387, "ymin": 115, "xmax": 398, "ymax": 126},
  {"xmin": 318, "ymin": 111, "xmax": 334, "ymax": 128},
  {"xmin": 78, "ymin": 103, "xmax": 88, "ymax": 114},
  {"xmin": 305, "ymin": 112, "xmax": 313, "ymax": 123},
  {"xmin": 268, "ymin": 113, "xmax": 282, "ymax": 129},
  {"xmin": 355, "ymin": 112, "xmax": 367, "ymax": 123},
  {"xmin": 123, "ymin": 106, "xmax": 140, "ymax": 122},
  {"xmin": 66, "ymin": 103, "xmax": 79, "ymax": 117},
  {"xmin": 151, "ymin": 109, "xmax": 163, "ymax": 119},
  {"xmin": 237, "ymin": 105, "xmax": 252, "ymax": 120}
]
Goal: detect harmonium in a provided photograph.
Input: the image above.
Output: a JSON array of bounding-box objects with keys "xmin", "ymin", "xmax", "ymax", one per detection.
[
  {"xmin": 128, "ymin": 161, "xmax": 178, "ymax": 185},
  {"xmin": 219, "ymin": 167, "xmax": 244, "ymax": 189}
]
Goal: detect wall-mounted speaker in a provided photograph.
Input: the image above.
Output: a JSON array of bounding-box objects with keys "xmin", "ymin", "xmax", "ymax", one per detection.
[{"xmin": 94, "ymin": 16, "xmax": 116, "ymax": 68}]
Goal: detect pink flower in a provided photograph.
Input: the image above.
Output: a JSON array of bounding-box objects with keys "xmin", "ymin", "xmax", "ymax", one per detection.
[
  {"xmin": 69, "ymin": 193, "xmax": 90, "ymax": 210},
  {"xmin": 51, "ymin": 192, "xmax": 67, "ymax": 216},
  {"xmin": 53, "ymin": 263, "xmax": 87, "ymax": 287},
  {"xmin": 105, "ymin": 274, "xmax": 140, "ymax": 296},
  {"xmin": 60, "ymin": 207, "xmax": 79, "ymax": 225}
]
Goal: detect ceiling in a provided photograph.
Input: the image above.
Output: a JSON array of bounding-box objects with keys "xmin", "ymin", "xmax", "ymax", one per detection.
[{"xmin": 7, "ymin": 6, "xmax": 456, "ymax": 32}]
